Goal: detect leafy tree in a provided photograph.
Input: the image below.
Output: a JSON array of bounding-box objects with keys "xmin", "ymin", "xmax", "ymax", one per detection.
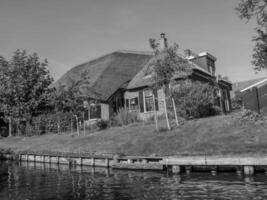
[
  {"xmin": 0, "ymin": 50, "xmax": 54, "ymax": 136},
  {"xmin": 236, "ymin": 0, "xmax": 267, "ymax": 71},
  {"xmin": 149, "ymin": 39, "xmax": 193, "ymax": 129}
]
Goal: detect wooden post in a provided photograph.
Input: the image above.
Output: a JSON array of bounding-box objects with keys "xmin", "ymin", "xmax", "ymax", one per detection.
[
  {"xmin": 74, "ymin": 115, "xmax": 79, "ymax": 136},
  {"xmin": 244, "ymin": 166, "xmax": 254, "ymax": 175},
  {"xmin": 185, "ymin": 166, "xmax": 192, "ymax": 174},
  {"xmin": 70, "ymin": 117, "xmax": 73, "ymax": 135},
  {"xmin": 254, "ymin": 87, "xmax": 261, "ymax": 114},
  {"xmin": 83, "ymin": 112, "xmax": 86, "ymax": 136},
  {"xmin": 8, "ymin": 117, "xmax": 12, "ymax": 137},
  {"xmin": 172, "ymin": 165, "xmax": 181, "ymax": 174},
  {"xmin": 152, "ymin": 94, "xmax": 158, "ymax": 131},
  {"xmin": 163, "ymin": 97, "xmax": 171, "ymax": 130},
  {"xmin": 172, "ymin": 98, "xmax": 179, "ymax": 127}
]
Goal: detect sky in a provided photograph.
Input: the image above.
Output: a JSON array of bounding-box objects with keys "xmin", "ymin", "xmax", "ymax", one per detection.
[{"xmin": 0, "ymin": 0, "xmax": 266, "ymax": 83}]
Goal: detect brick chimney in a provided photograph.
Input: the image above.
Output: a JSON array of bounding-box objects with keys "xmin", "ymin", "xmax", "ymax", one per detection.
[{"xmin": 159, "ymin": 33, "xmax": 168, "ymax": 50}]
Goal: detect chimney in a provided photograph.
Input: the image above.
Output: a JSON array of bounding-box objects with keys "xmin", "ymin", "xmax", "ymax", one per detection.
[
  {"xmin": 159, "ymin": 33, "xmax": 168, "ymax": 50},
  {"xmin": 184, "ymin": 49, "xmax": 192, "ymax": 58}
]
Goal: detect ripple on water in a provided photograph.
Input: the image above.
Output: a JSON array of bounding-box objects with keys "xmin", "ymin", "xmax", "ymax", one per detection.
[{"xmin": 1, "ymin": 162, "xmax": 267, "ymax": 200}]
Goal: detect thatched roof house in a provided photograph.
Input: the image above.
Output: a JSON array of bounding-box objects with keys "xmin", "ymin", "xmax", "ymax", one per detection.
[{"xmin": 55, "ymin": 34, "xmax": 232, "ymax": 121}]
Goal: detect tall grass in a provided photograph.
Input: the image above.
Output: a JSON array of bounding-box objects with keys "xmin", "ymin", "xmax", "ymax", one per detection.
[{"xmin": 111, "ymin": 108, "xmax": 140, "ymax": 126}]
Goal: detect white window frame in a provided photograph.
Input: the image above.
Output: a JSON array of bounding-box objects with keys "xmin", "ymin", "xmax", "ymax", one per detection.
[
  {"xmin": 129, "ymin": 97, "xmax": 139, "ymax": 111},
  {"xmin": 143, "ymin": 89, "xmax": 154, "ymax": 113}
]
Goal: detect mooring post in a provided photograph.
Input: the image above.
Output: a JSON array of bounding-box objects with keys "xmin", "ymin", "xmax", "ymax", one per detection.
[
  {"xmin": 211, "ymin": 166, "xmax": 217, "ymax": 176},
  {"xmin": 236, "ymin": 166, "xmax": 242, "ymax": 175},
  {"xmin": 127, "ymin": 159, "xmax": 133, "ymax": 164},
  {"xmin": 172, "ymin": 165, "xmax": 181, "ymax": 174},
  {"xmin": 244, "ymin": 166, "xmax": 254, "ymax": 175},
  {"xmin": 105, "ymin": 158, "xmax": 110, "ymax": 167},
  {"xmin": 142, "ymin": 159, "xmax": 148, "ymax": 164},
  {"xmin": 80, "ymin": 157, "xmax": 83, "ymax": 166},
  {"xmin": 91, "ymin": 157, "xmax": 95, "ymax": 167},
  {"xmin": 185, "ymin": 166, "xmax": 192, "ymax": 174}
]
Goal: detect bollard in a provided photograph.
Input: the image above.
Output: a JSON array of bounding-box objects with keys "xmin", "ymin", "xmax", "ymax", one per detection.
[
  {"xmin": 127, "ymin": 159, "xmax": 133, "ymax": 164},
  {"xmin": 105, "ymin": 158, "xmax": 110, "ymax": 167},
  {"xmin": 244, "ymin": 166, "xmax": 254, "ymax": 175},
  {"xmin": 185, "ymin": 166, "xmax": 192, "ymax": 174},
  {"xmin": 172, "ymin": 165, "xmax": 181, "ymax": 174},
  {"xmin": 142, "ymin": 159, "xmax": 148, "ymax": 164},
  {"xmin": 211, "ymin": 166, "xmax": 217, "ymax": 176}
]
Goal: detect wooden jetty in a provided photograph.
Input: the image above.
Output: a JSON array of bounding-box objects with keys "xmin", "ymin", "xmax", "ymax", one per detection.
[{"xmin": 2, "ymin": 152, "xmax": 267, "ymax": 175}]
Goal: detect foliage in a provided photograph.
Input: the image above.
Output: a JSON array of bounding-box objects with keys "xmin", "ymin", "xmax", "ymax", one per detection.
[
  {"xmin": 25, "ymin": 112, "xmax": 74, "ymax": 136},
  {"xmin": 110, "ymin": 108, "xmax": 139, "ymax": 126},
  {"xmin": 148, "ymin": 41, "xmax": 192, "ymax": 91},
  {"xmin": 96, "ymin": 119, "xmax": 109, "ymax": 130},
  {"xmin": 0, "ymin": 50, "xmax": 54, "ymax": 134},
  {"xmin": 236, "ymin": 0, "xmax": 267, "ymax": 71},
  {"xmin": 232, "ymin": 90, "xmax": 244, "ymax": 110},
  {"xmin": 172, "ymin": 80, "xmax": 221, "ymax": 119}
]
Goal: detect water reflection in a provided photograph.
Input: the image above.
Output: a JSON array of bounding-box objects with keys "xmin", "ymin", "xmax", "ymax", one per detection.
[{"xmin": 1, "ymin": 161, "xmax": 267, "ymax": 200}]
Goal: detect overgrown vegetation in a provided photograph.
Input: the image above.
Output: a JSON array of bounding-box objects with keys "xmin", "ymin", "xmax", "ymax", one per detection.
[
  {"xmin": 231, "ymin": 90, "xmax": 244, "ymax": 110},
  {"xmin": 172, "ymin": 80, "xmax": 221, "ymax": 119},
  {"xmin": 110, "ymin": 108, "xmax": 140, "ymax": 127}
]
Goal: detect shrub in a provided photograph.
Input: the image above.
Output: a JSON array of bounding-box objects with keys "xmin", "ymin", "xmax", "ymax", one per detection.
[
  {"xmin": 172, "ymin": 80, "xmax": 221, "ymax": 119},
  {"xmin": 232, "ymin": 90, "xmax": 244, "ymax": 110},
  {"xmin": 96, "ymin": 119, "xmax": 108, "ymax": 130},
  {"xmin": 111, "ymin": 108, "xmax": 139, "ymax": 126}
]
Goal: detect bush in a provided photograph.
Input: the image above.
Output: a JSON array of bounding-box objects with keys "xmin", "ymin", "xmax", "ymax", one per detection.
[
  {"xmin": 111, "ymin": 108, "xmax": 139, "ymax": 126},
  {"xmin": 232, "ymin": 90, "xmax": 244, "ymax": 110},
  {"xmin": 25, "ymin": 112, "xmax": 74, "ymax": 135},
  {"xmin": 172, "ymin": 80, "xmax": 221, "ymax": 119},
  {"xmin": 96, "ymin": 119, "xmax": 108, "ymax": 130}
]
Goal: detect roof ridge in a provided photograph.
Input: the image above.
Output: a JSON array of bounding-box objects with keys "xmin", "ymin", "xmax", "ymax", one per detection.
[
  {"xmin": 116, "ymin": 49, "xmax": 154, "ymax": 55},
  {"xmin": 241, "ymin": 78, "xmax": 267, "ymax": 92}
]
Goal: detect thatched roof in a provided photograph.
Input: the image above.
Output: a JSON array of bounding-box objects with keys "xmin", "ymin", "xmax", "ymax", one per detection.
[
  {"xmin": 127, "ymin": 51, "xmax": 212, "ymax": 90},
  {"xmin": 53, "ymin": 51, "xmax": 152, "ymax": 101}
]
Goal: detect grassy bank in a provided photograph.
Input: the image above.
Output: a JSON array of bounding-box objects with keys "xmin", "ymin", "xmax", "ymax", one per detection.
[{"xmin": 0, "ymin": 111, "xmax": 267, "ymax": 156}]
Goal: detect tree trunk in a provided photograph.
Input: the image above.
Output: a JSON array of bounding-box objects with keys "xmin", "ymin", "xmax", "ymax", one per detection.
[
  {"xmin": 70, "ymin": 117, "xmax": 73, "ymax": 135},
  {"xmin": 74, "ymin": 115, "xmax": 79, "ymax": 136},
  {"xmin": 8, "ymin": 117, "xmax": 12, "ymax": 137},
  {"xmin": 172, "ymin": 98, "xmax": 179, "ymax": 127},
  {"xmin": 164, "ymin": 85, "xmax": 171, "ymax": 130},
  {"xmin": 163, "ymin": 97, "xmax": 171, "ymax": 130}
]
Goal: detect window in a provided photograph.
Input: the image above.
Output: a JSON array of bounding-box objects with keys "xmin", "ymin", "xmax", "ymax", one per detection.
[
  {"xmin": 129, "ymin": 97, "xmax": 139, "ymax": 110},
  {"xmin": 89, "ymin": 104, "xmax": 101, "ymax": 119},
  {"xmin": 125, "ymin": 97, "xmax": 139, "ymax": 111},
  {"xmin": 144, "ymin": 89, "xmax": 154, "ymax": 112}
]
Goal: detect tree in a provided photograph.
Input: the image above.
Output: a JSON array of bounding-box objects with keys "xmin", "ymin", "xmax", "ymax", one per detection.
[
  {"xmin": 236, "ymin": 0, "xmax": 267, "ymax": 71},
  {"xmin": 0, "ymin": 50, "xmax": 54, "ymax": 136},
  {"xmin": 149, "ymin": 39, "xmax": 192, "ymax": 129}
]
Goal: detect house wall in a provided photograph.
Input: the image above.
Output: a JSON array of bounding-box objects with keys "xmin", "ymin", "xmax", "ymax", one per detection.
[
  {"xmin": 124, "ymin": 88, "xmax": 165, "ymax": 121},
  {"xmin": 101, "ymin": 103, "xmax": 110, "ymax": 120}
]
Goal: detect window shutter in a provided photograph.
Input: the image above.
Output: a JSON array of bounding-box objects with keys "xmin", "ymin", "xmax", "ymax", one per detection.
[
  {"xmin": 126, "ymin": 99, "xmax": 129, "ymax": 109},
  {"xmin": 153, "ymin": 89, "xmax": 159, "ymax": 111},
  {"xmin": 139, "ymin": 90, "xmax": 144, "ymax": 112}
]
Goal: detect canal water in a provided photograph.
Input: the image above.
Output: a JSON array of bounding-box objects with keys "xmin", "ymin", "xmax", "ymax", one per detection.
[{"xmin": 1, "ymin": 161, "xmax": 267, "ymax": 200}]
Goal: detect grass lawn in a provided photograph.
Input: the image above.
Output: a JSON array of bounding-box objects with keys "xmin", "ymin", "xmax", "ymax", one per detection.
[{"xmin": 1, "ymin": 111, "xmax": 267, "ymax": 156}]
